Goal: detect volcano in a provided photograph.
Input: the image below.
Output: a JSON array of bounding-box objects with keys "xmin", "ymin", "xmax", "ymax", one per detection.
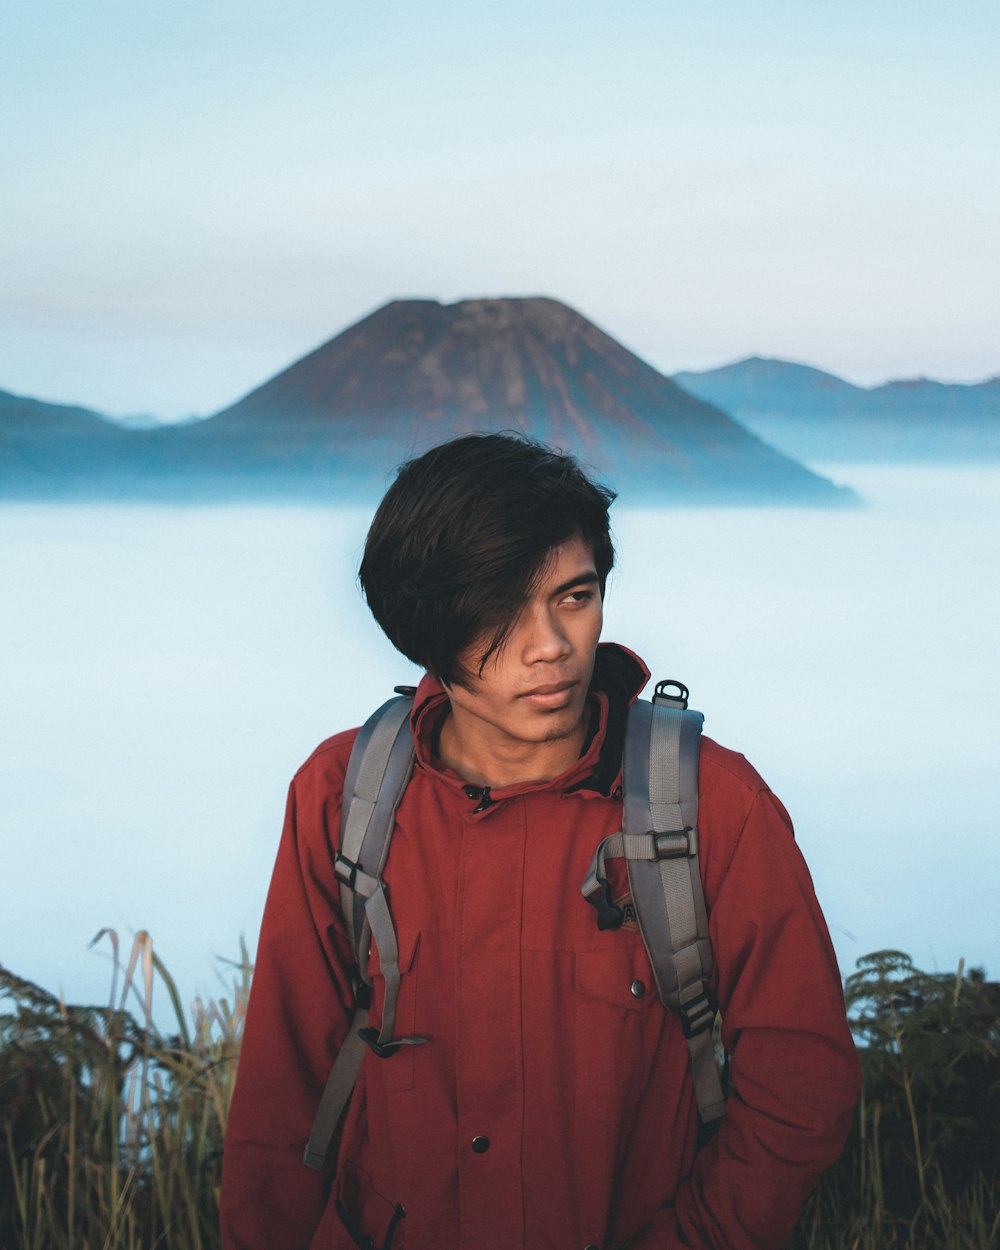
[
  {"xmin": 194, "ymin": 297, "xmax": 847, "ymax": 503},
  {"xmin": 1, "ymin": 298, "xmax": 852, "ymax": 503}
]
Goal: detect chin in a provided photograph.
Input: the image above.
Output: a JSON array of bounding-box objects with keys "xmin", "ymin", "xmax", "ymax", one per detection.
[{"xmin": 525, "ymin": 706, "xmax": 586, "ymax": 743}]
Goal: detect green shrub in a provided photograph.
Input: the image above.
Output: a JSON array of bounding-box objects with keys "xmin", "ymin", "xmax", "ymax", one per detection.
[{"xmin": 794, "ymin": 949, "xmax": 1000, "ymax": 1249}]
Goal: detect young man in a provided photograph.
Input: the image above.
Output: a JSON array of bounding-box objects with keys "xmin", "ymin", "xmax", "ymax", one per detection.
[{"xmin": 221, "ymin": 433, "xmax": 860, "ymax": 1250}]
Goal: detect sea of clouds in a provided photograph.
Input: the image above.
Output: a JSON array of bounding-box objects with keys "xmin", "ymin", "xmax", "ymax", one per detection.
[{"xmin": 2, "ymin": 463, "xmax": 997, "ymax": 1020}]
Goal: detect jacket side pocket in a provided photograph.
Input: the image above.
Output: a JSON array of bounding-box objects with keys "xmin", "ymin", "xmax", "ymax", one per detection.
[{"xmin": 334, "ymin": 1159, "xmax": 406, "ymax": 1250}]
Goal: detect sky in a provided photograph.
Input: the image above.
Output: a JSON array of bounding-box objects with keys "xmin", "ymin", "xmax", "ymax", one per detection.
[{"xmin": 3, "ymin": 0, "xmax": 999, "ymax": 420}]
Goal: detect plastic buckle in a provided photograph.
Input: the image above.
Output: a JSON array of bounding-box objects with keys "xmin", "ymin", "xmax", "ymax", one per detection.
[
  {"xmin": 334, "ymin": 852, "xmax": 359, "ymax": 889},
  {"xmin": 347, "ymin": 970, "xmax": 370, "ymax": 1010},
  {"xmin": 586, "ymin": 882, "xmax": 625, "ymax": 931},
  {"xmin": 653, "ymin": 828, "xmax": 696, "ymax": 859},
  {"xmin": 679, "ymin": 991, "xmax": 716, "ymax": 1039},
  {"xmin": 653, "ymin": 679, "xmax": 689, "ymax": 709},
  {"xmin": 358, "ymin": 1026, "xmax": 400, "ymax": 1059}
]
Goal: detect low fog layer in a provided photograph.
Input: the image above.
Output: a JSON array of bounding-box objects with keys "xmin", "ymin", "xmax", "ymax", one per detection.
[{"xmin": 2, "ymin": 463, "xmax": 996, "ymax": 1017}]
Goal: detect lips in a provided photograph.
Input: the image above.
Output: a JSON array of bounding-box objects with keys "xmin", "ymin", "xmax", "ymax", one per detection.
[
  {"xmin": 519, "ymin": 680, "xmax": 578, "ymax": 710},
  {"xmin": 521, "ymin": 680, "xmax": 576, "ymax": 698}
]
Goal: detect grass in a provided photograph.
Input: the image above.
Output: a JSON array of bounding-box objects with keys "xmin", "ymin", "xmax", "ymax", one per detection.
[
  {"xmin": 791, "ymin": 950, "xmax": 1000, "ymax": 1250},
  {"xmin": 1, "ymin": 931, "xmax": 248, "ymax": 1250},
  {"xmin": 1, "ymin": 939, "xmax": 997, "ymax": 1249}
]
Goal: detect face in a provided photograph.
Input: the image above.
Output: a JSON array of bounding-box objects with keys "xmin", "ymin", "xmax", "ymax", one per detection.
[{"xmin": 443, "ymin": 534, "xmax": 604, "ymax": 773}]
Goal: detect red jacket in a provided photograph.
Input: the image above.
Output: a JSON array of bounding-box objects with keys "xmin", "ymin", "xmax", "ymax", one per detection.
[{"xmin": 221, "ymin": 645, "xmax": 859, "ymax": 1250}]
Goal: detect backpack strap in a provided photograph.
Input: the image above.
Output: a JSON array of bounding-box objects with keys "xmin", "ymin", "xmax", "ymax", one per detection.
[
  {"xmin": 307, "ymin": 679, "xmax": 725, "ymax": 1171},
  {"xmin": 581, "ymin": 684, "xmax": 726, "ymax": 1123},
  {"xmin": 303, "ymin": 691, "xmax": 424, "ymax": 1171},
  {"xmin": 336, "ymin": 692, "xmax": 416, "ymax": 999}
]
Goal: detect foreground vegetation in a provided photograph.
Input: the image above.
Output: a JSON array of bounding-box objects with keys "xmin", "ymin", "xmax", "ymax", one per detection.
[
  {"xmin": 2, "ymin": 938, "xmax": 997, "ymax": 1249},
  {"xmin": 793, "ymin": 949, "xmax": 1000, "ymax": 1250},
  {"xmin": 1, "ymin": 932, "xmax": 246, "ymax": 1250}
]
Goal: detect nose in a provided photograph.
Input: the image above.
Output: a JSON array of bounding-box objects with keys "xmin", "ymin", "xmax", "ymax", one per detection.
[{"xmin": 520, "ymin": 605, "xmax": 570, "ymax": 664}]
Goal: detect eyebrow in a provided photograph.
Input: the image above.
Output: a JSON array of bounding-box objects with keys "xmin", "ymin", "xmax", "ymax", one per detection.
[{"xmin": 551, "ymin": 570, "xmax": 600, "ymax": 596}]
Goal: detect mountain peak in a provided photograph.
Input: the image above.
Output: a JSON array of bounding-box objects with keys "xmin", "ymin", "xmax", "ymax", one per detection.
[{"xmin": 198, "ymin": 297, "xmax": 846, "ymax": 504}]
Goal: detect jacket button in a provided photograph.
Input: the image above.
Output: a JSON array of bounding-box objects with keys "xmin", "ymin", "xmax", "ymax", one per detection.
[
  {"xmin": 630, "ymin": 979, "xmax": 646, "ymax": 999},
  {"xmin": 611, "ymin": 785, "xmax": 623, "ymax": 800},
  {"xmin": 471, "ymin": 1135, "xmax": 490, "ymax": 1153}
]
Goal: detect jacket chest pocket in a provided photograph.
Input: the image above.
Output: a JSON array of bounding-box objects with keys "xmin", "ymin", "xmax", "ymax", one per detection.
[
  {"xmin": 366, "ymin": 929, "xmax": 421, "ymax": 1093},
  {"xmin": 573, "ymin": 944, "xmax": 664, "ymax": 1125}
]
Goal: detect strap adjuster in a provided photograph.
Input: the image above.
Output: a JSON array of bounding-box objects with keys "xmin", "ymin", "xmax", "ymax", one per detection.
[
  {"xmin": 679, "ymin": 991, "xmax": 716, "ymax": 1039},
  {"xmin": 347, "ymin": 966, "xmax": 372, "ymax": 1009},
  {"xmin": 334, "ymin": 851, "xmax": 359, "ymax": 889},
  {"xmin": 586, "ymin": 882, "xmax": 625, "ymax": 931},
  {"xmin": 358, "ymin": 1026, "xmax": 400, "ymax": 1059},
  {"xmin": 652, "ymin": 679, "xmax": 689, "ymax": 709},
  {"xmin": 653, "ymin": 828, "xmax": 697, "ymax": 858}
]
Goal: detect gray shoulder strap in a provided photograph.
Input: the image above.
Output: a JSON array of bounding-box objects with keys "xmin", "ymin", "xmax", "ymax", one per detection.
[
  {"xmin": 304, "ymin": 693, "xmax": 423, "ymax": 1171},
  {"xmin": 627, "ymin": 696, "xmax": 725, "ymax": 1122},
  {"xmin": 336, "ymin": 693, "xmax": 416, "ymax": 975},
  {"xmin": 581, "ymin": 689, "xmax": 726, "ymax": 1123},
  {"xmin": 310, "ymin": 682, "xmax": 726, "ymax": 1171}
]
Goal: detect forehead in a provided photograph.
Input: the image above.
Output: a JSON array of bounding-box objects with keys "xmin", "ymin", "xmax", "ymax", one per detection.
[{"xmin": 533, "ymin": 534, "xmax": 597, "ymax": 588}]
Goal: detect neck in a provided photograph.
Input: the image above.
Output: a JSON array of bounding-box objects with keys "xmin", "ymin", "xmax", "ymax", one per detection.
[{"xmin": 437, "ymin": 705, "xmax": 591, "ymax": 788}]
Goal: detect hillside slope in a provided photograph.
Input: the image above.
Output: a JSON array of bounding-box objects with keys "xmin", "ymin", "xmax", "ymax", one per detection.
[
  {"xmin": 195, "ymin": 298, "xmax": 848, "ymax": 502},
  {"xmin": 673, "ymin": 357, "xmax": 1000, "ymax": 462}
]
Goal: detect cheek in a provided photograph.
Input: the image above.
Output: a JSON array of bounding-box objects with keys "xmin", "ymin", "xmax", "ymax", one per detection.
[
  {"xmin": 445, "ymin": 668, "xmax": 508, "ymax": 717},
  {"xmin": 585, "ymin": 602, "xmax": 604, "ymax": 643}
]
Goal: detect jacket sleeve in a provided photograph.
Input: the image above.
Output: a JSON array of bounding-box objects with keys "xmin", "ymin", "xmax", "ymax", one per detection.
[
  {"xmin": 220, "ymin": 737, "xmax": 358, "ymax": 1250},
  {"xmin": 623, "ymin": 782, "xmax": 861, "ymax": 1250}
]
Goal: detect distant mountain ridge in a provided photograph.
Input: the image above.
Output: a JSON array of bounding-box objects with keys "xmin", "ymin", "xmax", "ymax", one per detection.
[
  {"xmin": 0, "ymin": 301, "xmax": 872, "ymax": 501},
  {"xmin": 191, "ymin": 298, "xmax": 846, "ymax": 503},
  {"xmin": 0, "ymin": 388, "xmax": 117, "ymax": 434},
  {"xmin": 673, "ymin": 357, "xmax": 1000, "ymax": 462},
  {"xmin": 0, "ymin": 388, "xmax": 134, "ymax": 494}
]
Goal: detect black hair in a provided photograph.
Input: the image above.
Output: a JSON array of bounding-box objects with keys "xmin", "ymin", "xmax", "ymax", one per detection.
[{"xmin": 359, "ymin": 433, "xmax": 616, "ymax": 687}]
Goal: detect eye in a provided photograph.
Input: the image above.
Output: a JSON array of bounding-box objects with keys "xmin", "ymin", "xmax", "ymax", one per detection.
[{"xmin": 563, "ymin": 588, "xmax": 595, "ymax": 606}]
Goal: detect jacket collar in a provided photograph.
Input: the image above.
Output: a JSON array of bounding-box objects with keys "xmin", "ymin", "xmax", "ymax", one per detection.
[{"xmin": 409, "ymin": 642, "xmax": 650, "ymax": 804}]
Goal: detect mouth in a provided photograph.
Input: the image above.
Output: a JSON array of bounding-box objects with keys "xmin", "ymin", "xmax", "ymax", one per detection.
[{"xmin": 519, "ymin": 680, "xmax": 578, "ymax": 709}]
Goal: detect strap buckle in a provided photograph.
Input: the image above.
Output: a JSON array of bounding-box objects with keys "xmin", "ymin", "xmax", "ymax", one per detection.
[
  {"xmin": 652, "ymin": 679, "xmax": 689, "ymax": 709},
  {"xmin": 585, "ymin": 882, "xmax": 625, "ymax": 931},
  {"xmin": 653, "ymin": 828, "xmax": 697, "ymax": 858},
  {"xmin": 334, "ymin": 851, "xmax": 359, "ymax": 889},
  {"xmin": 679, "ymin": 990, "xmax": 716, "ymax": 1039},
  {"xmin": 349, "ymin": 971, "xmax": 372, "ymax": 1011},
  {"xmin": 358, "ymin": 1026, "xmax": 401, "ymax": 1059}
]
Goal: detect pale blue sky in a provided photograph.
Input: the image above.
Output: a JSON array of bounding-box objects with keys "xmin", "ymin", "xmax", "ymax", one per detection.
[{"xmin": 3, "ymin": 0, "xmax": 998, "ymax": 419}]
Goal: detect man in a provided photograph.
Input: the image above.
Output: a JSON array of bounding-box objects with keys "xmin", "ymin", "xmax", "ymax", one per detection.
[{"xmin": 221, "ymin": 433, "xmax": 860, "ymax": 1250}]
